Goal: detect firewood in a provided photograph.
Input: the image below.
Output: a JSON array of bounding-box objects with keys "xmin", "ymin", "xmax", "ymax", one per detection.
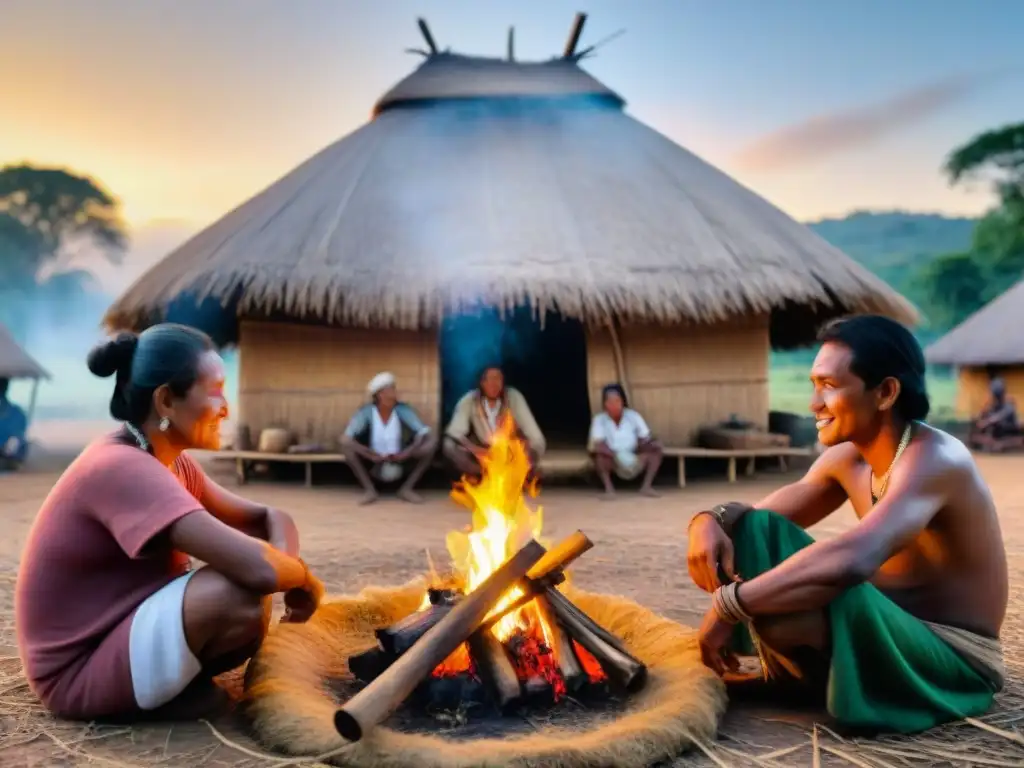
[
  {"xmin": 543, "ymin": 587, "xmax": 647, "ymax": 693},
  {"xmin": 333, "ymin": 539, "xmax": 545, "ymax": 742},
  {"xmin": 544, "ymin": 587, "xmax": 631, "ymax": 656},
  {"xmin": 375, "ymin": 603, "xmax": 453, "ymax": 656},
  {"xmin": 534, "ymin": 594, "xmax": 587, "ymax": 693},
  {"xmin": 348, "ymin": 646, "xmax": 393, "ymax": 683},
  {"xmin": 467, "ymin": 628, "xmax": 521, "ymax": 711}
]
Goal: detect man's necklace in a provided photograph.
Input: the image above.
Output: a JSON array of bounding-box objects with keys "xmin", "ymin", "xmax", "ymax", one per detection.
[{"xmin": 870, "ymin": 422, "xmax": 914, "ymax": 505}]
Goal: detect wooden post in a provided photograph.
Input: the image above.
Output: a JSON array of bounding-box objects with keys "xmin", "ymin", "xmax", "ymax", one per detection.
[
  {"xmin": 334, "ymin": 540, "xmax": 544, "ymax": 742},
  {"xmin": 305, "ymin": 461, "xmax": 313, "ymax": 488},
  {"xmin": 745, "ymin": 457, "xmax": 755, "ymax": 477},
  {"xmin": 417, "ymin": 18, "xmax": 439, "ymax": 55},
  {"xmin": 25, "ymin": 378, "xmax": 40, "ymax": 427},
  {"xmin": 562, "ymin": 12, "xmax": 587, "ymax": 58},
  {"xmin": 677, "ymin": 456, "xmax": 687, "ymax": 488},
  {"xmin": 727, "ymin": 457, "xmax": 737, "ymax": 483}
]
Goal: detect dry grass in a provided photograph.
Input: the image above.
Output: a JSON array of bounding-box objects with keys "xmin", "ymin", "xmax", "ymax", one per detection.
[{"xmin": 1, "ymin": 453, "xmax": 1022, "ymax": 767}]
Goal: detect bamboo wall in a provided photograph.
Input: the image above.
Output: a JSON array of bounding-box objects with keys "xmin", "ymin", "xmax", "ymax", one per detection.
[
  {"xmin": 585, "ymin": 316, "xmax": 771, "ymax": 446},
  {"xmin": 956, "ymin": 366, "xmax": 1024, "ymax": 419},
  {"xmin": 237, "ymin": 321, "xmax": 440, "ymax": 447},
  {"xmin": 237, "ymin": 315, "xmax": 770, "ymax": 450}
]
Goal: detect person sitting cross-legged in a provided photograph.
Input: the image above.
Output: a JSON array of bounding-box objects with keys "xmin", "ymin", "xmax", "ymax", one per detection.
[
  {"xmin": 968, "ymin": 376, "xmax": 1023, "ymax": 453},
  {"xmin": 686, "ymin": 315, "xmax": 1007, "ymax": 735},
  {"xmin": 339, "ymin": 372, "xmax": 437, "ymax": 505},
  {"xmin": 0, "ymin": 377, "xmax": 29, "ymax": 471},
  {"xmin": 588, "ymin": 383, "xmax": 662, "ymax": 499}
]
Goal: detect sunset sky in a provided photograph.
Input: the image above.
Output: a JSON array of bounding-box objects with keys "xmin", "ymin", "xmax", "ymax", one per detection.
[{"xmin": 3, "ymin": 0, "xmax": 1023, "ymax": 288}]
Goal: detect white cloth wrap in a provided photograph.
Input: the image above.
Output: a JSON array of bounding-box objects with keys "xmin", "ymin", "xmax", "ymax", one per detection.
[{"xmin": 128, "ymin": 570, "xmax": 202, "ymax": 710}]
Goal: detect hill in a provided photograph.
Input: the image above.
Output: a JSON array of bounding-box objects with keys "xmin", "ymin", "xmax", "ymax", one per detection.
[{"xmin": 807, "ymin": 210, "xmax": 977, "ymax": 294}]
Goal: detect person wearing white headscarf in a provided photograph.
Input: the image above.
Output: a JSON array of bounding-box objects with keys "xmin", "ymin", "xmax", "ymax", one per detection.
[{"xmin": 339, "ymin": 372, "xmax": 436, "ymax": 504}]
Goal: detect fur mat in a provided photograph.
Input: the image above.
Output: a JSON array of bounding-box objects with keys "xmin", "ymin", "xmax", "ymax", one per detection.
[{"xmin": 242, "ymin": 581, "xmax": 726, "ymax": 767}]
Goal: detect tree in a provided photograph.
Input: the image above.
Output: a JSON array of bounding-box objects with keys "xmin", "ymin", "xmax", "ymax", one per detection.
[
  {"xmin": 0, "ymin": 164, "xmax": 127, "ymax": 286},
  {"xmin": 916, "ymin": 251, "xmax": 988, "ymax": 328},
  {"xmin": 915, "ymin": 123, "xmax": 1024, "ymax": 329},
  {"xmin": 945, "ymin": 122, "xmax": 1024, "ymax": 207}
]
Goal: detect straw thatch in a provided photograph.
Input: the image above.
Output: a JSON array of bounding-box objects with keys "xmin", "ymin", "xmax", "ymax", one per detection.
[
  {"xmin": 925, "ymin": 279, "xmax": 1024, "ymax": 366},
  {"xmin": 0, "ymin": 323, "xmax": 49, "ymax": 380},
  {"xmin": 104, "ymin": 44, "xmax": 915, "ymax": 348},
  {"xmin": 243, "ymin": 580, "xmax": 725, "ymax": 767}
]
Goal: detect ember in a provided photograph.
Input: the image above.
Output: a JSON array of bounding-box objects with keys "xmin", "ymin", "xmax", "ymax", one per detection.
[{"xmin": 337, "ymin": 419, "xmax": 646, "ymax": 742}]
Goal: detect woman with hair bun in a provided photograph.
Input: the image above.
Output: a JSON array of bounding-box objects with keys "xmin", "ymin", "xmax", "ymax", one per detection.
[{"xmin": 15, "ymin": 323, "xmax": 323, "ymax": 721}]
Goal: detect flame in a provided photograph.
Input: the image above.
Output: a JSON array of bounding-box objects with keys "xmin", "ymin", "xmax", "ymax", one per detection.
[{"xmin": 428, "ymin": 417, "xmax": 563, "ymax": 683}]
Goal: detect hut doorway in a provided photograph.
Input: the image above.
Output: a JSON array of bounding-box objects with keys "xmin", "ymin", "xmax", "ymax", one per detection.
[{"xmin": 440, "ymin": 307, "xmax": 592, "ymax": 447}]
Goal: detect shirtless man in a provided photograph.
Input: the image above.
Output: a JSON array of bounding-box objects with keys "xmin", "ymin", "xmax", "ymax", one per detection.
[{"xmin": 686, "ymin": 315, "xmax": 1007, "ymax": 734}]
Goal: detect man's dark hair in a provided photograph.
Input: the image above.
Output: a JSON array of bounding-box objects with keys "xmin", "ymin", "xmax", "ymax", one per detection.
[
  {"xmin": 817, "ymin": 315, "xmax": 930, "ymax": 421},
  {"xmin": 87, "ymin": 323, "xmax": 215, "ymax": 425},
  {"xmin": 602, "ymin": 383, "xmax": 629, "ymax": 409},
  {"xmin": 0, "ymin": 378, "xmax": 8, "ymax": 399}
]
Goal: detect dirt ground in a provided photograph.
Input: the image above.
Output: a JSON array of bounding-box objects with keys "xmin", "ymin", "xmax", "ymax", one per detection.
[{"xmin": 1, "ymin": 450, "xmax": 1022, "ymax": 767}]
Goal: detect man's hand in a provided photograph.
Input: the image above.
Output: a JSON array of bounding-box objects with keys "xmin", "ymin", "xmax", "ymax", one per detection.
[
  {"xmin": 697, "ymin": 605, "xmax": 740, "ymax": 676},
  {"xmin": 266, "ymin": 509, "xmax": 300, "ymax": 557},
  {"xmin": 687, "ymin": 513, "xmax": 740, "ymax": 592}
]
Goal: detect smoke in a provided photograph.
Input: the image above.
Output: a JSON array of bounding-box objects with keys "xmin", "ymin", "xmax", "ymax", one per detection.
[
  {"xmin": 439, "ymin": 307, "xmax": 540, "ymax": 422},
  {"xmin": 733, "ymin": 73, "xmax": 997, "ymax": 173}
]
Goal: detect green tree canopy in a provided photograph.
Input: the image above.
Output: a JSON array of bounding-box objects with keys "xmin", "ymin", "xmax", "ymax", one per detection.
[{"xmin": 0, "ymin": 164, "xmax": 127, "ymax": 287}]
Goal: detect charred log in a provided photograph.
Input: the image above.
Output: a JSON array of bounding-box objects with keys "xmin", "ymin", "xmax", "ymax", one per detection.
[
  {"xmin": 544, "ymin": 588, "xmax": 647, "ymax": 693},
  {"xmin": 376, "ymin": 603, "xmax": 454, "ymax": 656},
  {"xmin": 467, "ymin": 628, "xmax": 521, "ymax": 711}
]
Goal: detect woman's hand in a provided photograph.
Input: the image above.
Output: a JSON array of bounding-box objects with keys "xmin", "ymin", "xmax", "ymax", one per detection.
[
  {"xmin": 282, "ymin": 569, "xmax": 324, "ymax": 624},
  {"xmin": 266, "ymin": 509, "xmax": 300, "ymax": 557},
  {"xmin": 687, "ymin": 513, "xmax": 740, "ymax": 593},
  {"xmin": 697, "ymin": 604, "xmax": 740, "ymax": 676}
]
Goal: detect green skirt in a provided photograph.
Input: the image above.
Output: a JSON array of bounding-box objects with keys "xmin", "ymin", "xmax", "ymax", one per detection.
[{"xmin": 729, "ymin": 510, "xmax": 1000, "ymax": 733}]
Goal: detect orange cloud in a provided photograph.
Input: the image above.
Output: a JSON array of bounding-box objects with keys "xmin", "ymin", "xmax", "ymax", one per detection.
[{"xmin": 733, "ymin": 73, "xmax": 997, "ymax": 173}]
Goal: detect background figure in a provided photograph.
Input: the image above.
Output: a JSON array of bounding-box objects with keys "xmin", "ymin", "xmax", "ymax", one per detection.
[
  {"xmin": 969, "ymin": 376, "xmax": 1023, "ymax": 452},
  {"xmin": 340, "ymin": 372, "xmax": 437, "ymax": 505},
  {"xmin": 588, "ymin": 383, "xmax": 662, "ymax": 498},
  {"xmin": 442, "ymin": 365, "xmax": 546, "ymax": 481},
  {"xmin": 0, "ymin": 378, "xmax": 29, "ymax": 470}
]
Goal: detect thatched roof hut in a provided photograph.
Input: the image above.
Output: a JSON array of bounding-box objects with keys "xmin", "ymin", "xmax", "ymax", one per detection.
[
  {"xmin": 105, "ymin": 16, "xmax": 915, "ymax": 450},
  {"xmin": 925, "ymin": 279, "xmax": 1024, "ymax": 418},
  {"xmin": 0, "ymin": 324, "xmax": 49, "ymax": 381}
]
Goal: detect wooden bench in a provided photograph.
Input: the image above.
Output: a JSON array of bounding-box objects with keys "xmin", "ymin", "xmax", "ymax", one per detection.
[
  {"xmin": 206, "ymin": 450, "xmax": 347, "ymax": 487},
  {"xmin": 663, "ymin": 446, "xmax": 814, "ymax": 488}
]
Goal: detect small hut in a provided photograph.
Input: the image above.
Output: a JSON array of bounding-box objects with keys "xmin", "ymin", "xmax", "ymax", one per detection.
[
  {"xmin": 0, "ymin": 322, "xmax": 50, "ymax": 432},
  {"xmin": 105, "ymin": 15, "xmax": 915, "ymax": 448},
  {"xmin": 925, "ymin": 279, "xmax": 1024, "ymax": 418}
]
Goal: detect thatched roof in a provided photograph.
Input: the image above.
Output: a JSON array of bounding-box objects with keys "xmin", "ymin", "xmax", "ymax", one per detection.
[
  {"xmin": 0, "ymin": 324, "xmax": 49, "ymax": 379},
  {"xmin": 105, "ymin": 20, "xmax": 915, "ymax": 348},
  {"xmin": 925, "ymin": 279, "xmax": 1024, "ymax": 366}
]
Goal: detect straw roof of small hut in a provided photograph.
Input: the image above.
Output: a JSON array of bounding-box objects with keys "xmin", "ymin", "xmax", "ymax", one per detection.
[
  {"xmin": 925, "ymin": 278, "xmax": 1024, "ymax": 366},
  {"xmin": 105, "ymin": 17, "xmax": 916, "ymax": 347},
  {"xmin": 0, "ymin": 324, "xmax": 49, "ymax": 380}
]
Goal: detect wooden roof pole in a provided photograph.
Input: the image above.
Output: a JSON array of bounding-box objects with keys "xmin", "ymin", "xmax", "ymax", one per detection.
[
  {"xmin": 417, "ymin": 18, "xmax": 438, "ymax": 55},
  {"xmin": 562, "ymin": 12, "xmax": 587, "ymax": 58}
]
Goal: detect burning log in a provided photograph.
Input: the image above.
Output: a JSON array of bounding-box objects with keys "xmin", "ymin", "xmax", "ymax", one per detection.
[
  {"xmin": 333, "ymin": 539, "xmax": 545, "ymax": 742},
  {"xmin": 535, "ymin": 594, "xmax": 587, "ymax": 693},
  {"xmin": 467, "ymin": 627, "xmax": 521, "ymax": 711},
  {"xmin": 348, "ymin": 646, "xmax": 391, "ymax": 683},
  {"xmin": 543, "ymin": 587, "xmax": 647, "ymax": 693},
  {"xmin": 376, "ymin": 602, "xmax": 454, "ymax": 656}
]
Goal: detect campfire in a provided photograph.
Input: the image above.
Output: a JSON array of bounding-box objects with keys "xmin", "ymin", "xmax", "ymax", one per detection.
[{"xmin": 334, "ymin": 420, "xmax": 648, "ymax": 742}]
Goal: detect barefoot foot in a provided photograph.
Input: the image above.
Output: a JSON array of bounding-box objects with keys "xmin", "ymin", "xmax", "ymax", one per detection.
[
  {"xmin": 397, "ymin": 488, "xmax": 424, "ymax": 504},
  {"xmin": 600, "ymin": 489, "xmax": 616, "ymax": 501},
  {"xmin": 639, "ymin": 485, "xmax": 661, "ymax": 498},
  {"xmin": 358, "ymin": 490, "xmax": 380, "ymax": 506}
]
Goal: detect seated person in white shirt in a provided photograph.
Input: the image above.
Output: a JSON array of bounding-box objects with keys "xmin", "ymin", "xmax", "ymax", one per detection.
[
  {"xmin": 340, "ymin": 372, "xmax": 437, "ymax": 505},
  {"xmin": 588, "ymin": 383, "xmax": 663, "ymax": 499}
]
